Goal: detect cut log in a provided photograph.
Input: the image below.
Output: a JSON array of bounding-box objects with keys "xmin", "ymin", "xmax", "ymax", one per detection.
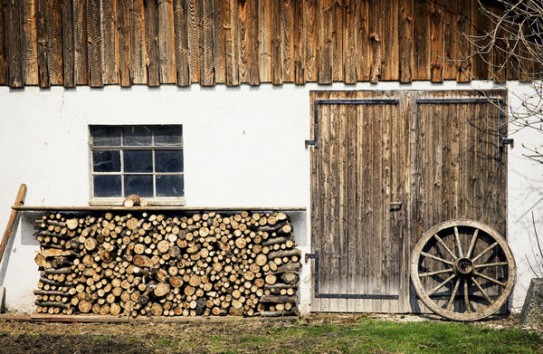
[
  {"xmin": 268, "ymin": 249, "xmax": 301, "ymax": 260},
  {"xmin": 260, "ymin": 295, "xmax": 298, "ymax": 304}
]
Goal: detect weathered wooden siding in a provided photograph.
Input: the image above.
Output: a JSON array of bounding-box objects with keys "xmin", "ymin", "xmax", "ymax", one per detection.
[
  {"xmin": 310, "ymin": 90, "xmax": 507, "ymax": 313},
  {"xmin": 0, "ymin": 0, "xmax": 529, "ymax": 88}
]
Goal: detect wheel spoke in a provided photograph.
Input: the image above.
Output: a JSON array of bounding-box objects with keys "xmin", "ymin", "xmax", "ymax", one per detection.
[
  {"xmin": 472, "ymin": 242, "xmax": 498, "ymax": 263},
  {"xmin": 464, "ymin": 280, "xmax": 471, "ymax": 313},
  {"xmin": 420, "ymin": 252, "xmax": 454, "ymax": 266},
  {"xmin": 474, "ymin": 261, "xmax": 509, "ymax": 269},
  {"xmin": 472, "ymin": 278, "xmax": 494, "ymax": 305},
  {"xmin": 473, "ymin": 271, "xmax": 507, "ymax": 287},
  {"xmin": 428, "ymin": 274, "xmax": 456, "ymax": 296},
  {"xmin": 454, "ymin": 226, "xmax": 463, "ymax": 257},
  {"xmin": 466, "ymin": 229, "xmax": 479, "ymax": 259},
  {"xmin": 435, "ymin": 234, "xmax": 458, "ymax": 260},
  {"xmin": 446, "ymin": 279, "xmax": 461, "ymax": 310},
  {"xmin": 419, "ymin": 268, "xmax": 454, "ymax": 278}
]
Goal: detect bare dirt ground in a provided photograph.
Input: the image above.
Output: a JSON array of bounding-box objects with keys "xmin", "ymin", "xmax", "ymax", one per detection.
[{"xmin": 0, "ymin": 313, "xmax": 533, "ymax": 354}]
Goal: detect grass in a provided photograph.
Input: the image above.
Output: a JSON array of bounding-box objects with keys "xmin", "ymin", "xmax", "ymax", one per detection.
[{"xmin": 0, "ymin": 316, "xmax": 541, "ymax": 353}]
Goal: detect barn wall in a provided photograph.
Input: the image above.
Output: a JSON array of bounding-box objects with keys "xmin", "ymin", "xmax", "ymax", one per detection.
[
  {"xmin": 0, "ymin": 81, "xmax": 541, "ymax": 314},
  {"xmin": 0, "ymin": 0, "xmax": 532, "ymax": 89}
]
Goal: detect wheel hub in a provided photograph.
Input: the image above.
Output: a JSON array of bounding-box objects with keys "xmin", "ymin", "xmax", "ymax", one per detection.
[{"xmin": 454, "ymin": 257, "xmax": 474, "ymax": 277}]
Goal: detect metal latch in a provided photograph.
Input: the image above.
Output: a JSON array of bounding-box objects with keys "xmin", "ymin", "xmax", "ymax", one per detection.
[{"xmin": 305, "ymin": 251, "xmax": 318, "ymax": 263}]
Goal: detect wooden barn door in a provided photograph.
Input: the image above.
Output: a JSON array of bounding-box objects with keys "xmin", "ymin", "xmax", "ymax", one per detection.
[
  {"xmin": 309, "ymin": 90, "xmax": 507, "ymax": 313},
  {"xmin": 309, "ymin": 91, "xmax": 410, "ymax": 313}
]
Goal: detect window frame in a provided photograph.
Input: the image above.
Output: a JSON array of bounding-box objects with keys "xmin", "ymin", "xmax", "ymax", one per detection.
[{"xmin": 88, "ymin": 125, "xmax": 185, "ymax": 206}]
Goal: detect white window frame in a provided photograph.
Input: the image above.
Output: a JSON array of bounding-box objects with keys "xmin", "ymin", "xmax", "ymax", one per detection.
[{"xmin": 88, "ymin": 125, "xmax": 185, "ymax": 206}]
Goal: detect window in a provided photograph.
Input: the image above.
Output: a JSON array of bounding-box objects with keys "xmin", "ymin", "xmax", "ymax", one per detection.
[{"xmin": 90, "ymin": 125, "xmax": 184, "ymax": 203}]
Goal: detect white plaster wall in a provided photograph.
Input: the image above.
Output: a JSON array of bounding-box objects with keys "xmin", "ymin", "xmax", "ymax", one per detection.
[{"xmin": 0, "ymin": 81, "xmax": 540, "ymax": 314}]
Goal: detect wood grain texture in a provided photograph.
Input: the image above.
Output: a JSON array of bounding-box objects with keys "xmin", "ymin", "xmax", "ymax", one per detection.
[
  {"xmin": 145, "ymin": 0, "xmax": 160, "ymax": 86},
  {"xmin": 61, "ymin": 0, "xmax": 75, "ymax": 87},
  {"xmin": 36, "ymin": 0, "xmax": 50, "ymax": 87},
  {"xmin": 398, "ymin": 0, "xmax": 413, "ymax": 83},
  {"xmin": 74, "ymin": 0, "xmax": 89, "ymax": 85},
  {"xmin": 22, "ymin": 0, "xmax": 38, "ymax": 85},
  {"xmin": 0, "ymin": 1, "xmax": 6, "ymax": 85},
  {"xmin": 117, "ymin": 0, "xmax": 131, "ymax": 86},
  {"xmin": 101, "ymin": 0, "xmax": 118, "ymax": 84},
  {"xmin": 131, "ymin": 0, "xmax": 147, "ymax": 84},
  {"xmin": 86, "ymin": 0, "xmax": 102, "ymax": 87},
  {"xmin": 4, "ymin": 0, "xmax": 23, "ymax": 87},
  {"xmin": 47, "ymin": 0, "xmax": 63, "ymax": 85},
  {"xmin": 173, "ymin": 0, "xmax": 190, "ymax": 86},
  {"xmin": 158, "ymin": 0, "xmax": 176, "ymax": 84},
  {"xmin": 310, "ymin": 90, "xmax": 507, "ymax": 313},
  {"xmin": 0, "ymin": 0, "xmax": 529, "ymax": 87}
]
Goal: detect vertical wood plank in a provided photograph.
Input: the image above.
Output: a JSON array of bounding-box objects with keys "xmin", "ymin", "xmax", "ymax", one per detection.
[
  {"xmin": 22, "ymin": 0, "xmax": 38, "ymax": 85},
  {"xmin": 117, "ymin": 0, "xmax": 132, "ymax": 87},
  {"xmin": 293, "ymin": 0, "xmax": 304, "ymax": 84},
  {"xmin": 258, "ymin": 0, "xmax": 271, "ymax": 82},
  {"xmin": 331, "ymin": 0, "xmax": 342, "ymax": 82},
  {"xmin": 270, "ymin": 0, "xmax": 282, "ymax": 84},
  {"xmin": 442, "ymin": 0, "xmax": 456, "ymax": 80},
  {"xmin": 0, "ymin": 1, "xmax": 6, "ymax": 85},
  {"xmin": 36, "ymin": 0, "xmax": 50, "ymax": 87},
  {"xmin": 456, "ymin": 0, "xmax": 471, "ymax": 82},
  {"xmin": 74, "ymin": 0, "xmax": 89, "ymax": 85},
  {"xmin": 222, "ymin": 0, "xmax": 239, "ymax": 86},
  {"xmin": 302, "ymin": 0, "xmax": 316, "ymax": 82},
  {"xmin": 101, "ymin": 0, "xmax": 118, "ymax": 84},
  {"xmin": 145, "ymin": 0, "xmax": 160, "ymax": 86},
  {"xmin": 355, "ymin": 0, "xmax": 370, "ymax": 81},
  {"xmin": 430, "ymin": 0, "xmax": 443, "ymax": 83},
  {"xmin": 47, "ymin": 0, "xmax": 63, "ymax": 85},
  {"xmin": 199, "ymin": 0, "xmax": 214, "ymax": 86},
  {"xmin": 382, "ymin": 0, "xmax": 398, "ymax": 81},
  {"xmin": 4, "ymin": 0, "xmax": 23, "ymax": 87},
  {"xmin": 246, "ymin": 0, "xmax": 259, "ymax": 85},
  {"xmin": 173, "ymin": 0, "xmax": 190, "ymax": 86},
  {"xmin": 317, "ymin": 0, "xmax": 332, "ymax": 84},
  {"xmin": 158, "ymin": 0, "xmax": 176, "ymax": 84},
  {"xmin": 342, "ymin": 0, "xmax": 356, "ymax": 84},
  {"xmin": 238, "ymin": 1, "xmax": 260, "ymax": 86},
  {"xmin": 471, "ymin": 1, "xmax": 488, "ymax": 80},
  {"xmin": 61, "ymin": 0, "xmax": 75, "ymax": 87},
  {"xmin": 87, "ymin": 0, "xmax": 103, "ymax": 87},
  {"xmin": 187, "ymin": 0, "xmax": 199, "ymax": 83},
  {"xmin": 281, "ymin": 0, "xmax": 294, "ymax": 83},
  {"xmin": 398, "ymin": 0, "xmax": 413, "ymax": 83},
  {"xmin": 131, "ymin": 0, "xmax": 147, "ymax": 84},
  {"xmin": 214, "ymin": 0, "xmax": 225, "ymax": 84},
  {"xmin": 368, "ymin": 0, "xmax": 382, "ymax": 83},
  {"xmin": 413, "ymin": 0, "xmax": 430, "ymax": 80}
]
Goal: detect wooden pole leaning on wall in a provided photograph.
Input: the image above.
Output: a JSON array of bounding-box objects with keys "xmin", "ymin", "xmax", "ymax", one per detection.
[{"xmin": 0, "ymin": 184, "xmax": 28, "ymax": 265}]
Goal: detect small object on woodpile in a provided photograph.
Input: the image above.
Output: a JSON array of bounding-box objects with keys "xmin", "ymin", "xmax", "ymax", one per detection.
[
  {"xmin": 33, "ymin": 210, "xmax": 300, "ymax": 317},
  {"xmin": 123, "ymin": 194, "xmax": 148, "ymax": 208}
]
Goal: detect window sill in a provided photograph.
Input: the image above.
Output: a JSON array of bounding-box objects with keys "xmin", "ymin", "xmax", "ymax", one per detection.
[{"xmin": 88, "ymin": 197, "xmax": 186, "ymax": 207}]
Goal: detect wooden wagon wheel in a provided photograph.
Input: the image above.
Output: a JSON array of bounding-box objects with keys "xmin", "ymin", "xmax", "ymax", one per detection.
[{"xmin": 410, "ymin": 220, "xmax": 516, "ymax": 321}]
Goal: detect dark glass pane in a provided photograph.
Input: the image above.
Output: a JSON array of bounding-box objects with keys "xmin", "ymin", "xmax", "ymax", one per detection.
[
  {"xmin": 154, "ymin": 126, "xmax": 182, "ymax": 146},
  {"xmin": 124, "ymin": 126, "xmax": 152, "ymax": 146},
  {"xmin": 93, "ymin": 175, "xmax": 122, "ymax": 197},
  {"xmin": 124, "ymin": 150, "xmax": 153, "ymax": 172},
  {"xmin": 156, "ymin": 175, "xmax": 184, "ymax": 197},
  {"xmin": 92, "ymin": 150, "xmax": 121, "ymax": 172},
  {"xmin": 155, "ymin": 150, "xmax": 183, "ymax": 172},
  {"xmin": 91, "ymin": 126, "xmax": 121, "ymax": 146},
  {"xmin": 125, "ymin": 175, "xmax": 153, "ymax": 197}
]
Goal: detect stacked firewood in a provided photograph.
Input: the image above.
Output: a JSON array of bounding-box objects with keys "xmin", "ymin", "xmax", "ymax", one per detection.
[{"xmin": 33, "ymin": 211, "xmax": 300, "ymax": 317}]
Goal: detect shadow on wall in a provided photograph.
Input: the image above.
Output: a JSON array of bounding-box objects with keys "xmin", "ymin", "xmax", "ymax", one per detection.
[{"xmin": 0, "ymin": 212, "xmax": 40, "ymax": 285}]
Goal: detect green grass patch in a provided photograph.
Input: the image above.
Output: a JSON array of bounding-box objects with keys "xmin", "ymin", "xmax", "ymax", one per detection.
[{"xmin": 0, "ymin": 317, "xmax": 541, "ymax": 354}]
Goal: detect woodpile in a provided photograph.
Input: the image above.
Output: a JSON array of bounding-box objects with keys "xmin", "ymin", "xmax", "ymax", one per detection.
[{"xmin": 33, "ymin": 210, "xmax": 300, "ymax": 317}]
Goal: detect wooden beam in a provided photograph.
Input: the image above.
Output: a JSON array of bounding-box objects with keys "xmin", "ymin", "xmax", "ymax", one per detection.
[{"xmin": 0, "ymin": 184, "xmax": 27, "ymax": 266}]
